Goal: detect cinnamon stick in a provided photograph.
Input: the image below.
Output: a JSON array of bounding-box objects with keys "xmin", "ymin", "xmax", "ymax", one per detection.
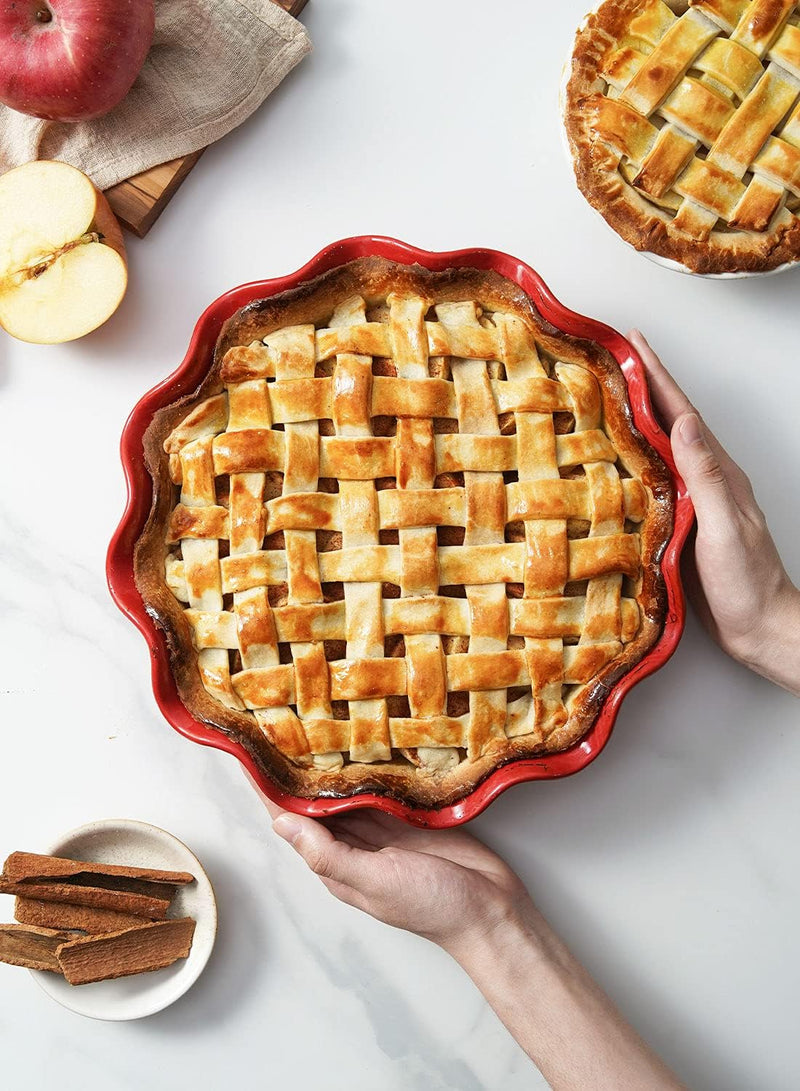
[
  {"xmin": 56, "ymin": 918, "xmax": 196, "ymax": 986},
  {"xmin": 15, "ymin": 896, "xmax": 149, "ymax": 935},
  {"xmin": 0, "ymin": 878, "xmax": 171, "ymax": 919},
  {"xmin": 3, "ymin": 852, "xmax": 194, "ymax": 887},
  {"xmin": 50, "ymin": 874, "xmax": 177, "ymax": 900},
  {"xmin": 0, "ymin": 923, "xmax": 76, "ymax": 972}
]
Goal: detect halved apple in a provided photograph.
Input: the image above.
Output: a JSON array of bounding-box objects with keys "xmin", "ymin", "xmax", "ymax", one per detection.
[{"xmin": 0, "ymin": 160, "xmax": 127, "ymax": 344}]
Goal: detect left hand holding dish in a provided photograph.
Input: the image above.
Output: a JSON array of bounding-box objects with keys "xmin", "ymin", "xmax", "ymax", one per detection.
[{"xmin": 270, "ymin": 806, "xmax": 523, "ymax": 950}]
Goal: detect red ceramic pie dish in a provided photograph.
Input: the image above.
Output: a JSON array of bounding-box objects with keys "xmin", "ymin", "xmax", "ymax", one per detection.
[{"xmin": 107, "ymin": 236, "xmax": 694, "ymax": 828}]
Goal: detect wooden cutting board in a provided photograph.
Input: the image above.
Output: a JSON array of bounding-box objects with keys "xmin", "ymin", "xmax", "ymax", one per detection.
[{"xmin": 105, "ymin": 0, "xmax": 309, "ymax": 237}]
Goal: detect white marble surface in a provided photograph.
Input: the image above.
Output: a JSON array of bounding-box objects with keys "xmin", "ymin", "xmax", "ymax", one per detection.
[{"xmin": 1, "ymin": 1, "xmax": 799, "ymax": 1087}]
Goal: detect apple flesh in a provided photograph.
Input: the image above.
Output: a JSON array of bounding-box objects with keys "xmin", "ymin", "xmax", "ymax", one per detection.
[
  {"xmin": 0, "ymin": 160, "xmax": 127, "ymax": 344},
  {"xmin": 0, "ymin": 0, "xmax": 155, "ymax": 122}
]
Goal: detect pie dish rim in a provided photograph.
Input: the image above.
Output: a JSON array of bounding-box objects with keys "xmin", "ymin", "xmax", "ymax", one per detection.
[{"xmin": 107, "ymin": 235, "xmax": 694, "ymax": 828}]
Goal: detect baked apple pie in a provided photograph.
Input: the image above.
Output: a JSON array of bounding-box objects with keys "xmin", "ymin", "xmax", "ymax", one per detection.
[
  {"xmin": 564, "ymin": 0, "xmax": 800, "ymax": 274},
  {"xmin": 135, "ymin": 258, "xmax": 674, "ymax": 807}
]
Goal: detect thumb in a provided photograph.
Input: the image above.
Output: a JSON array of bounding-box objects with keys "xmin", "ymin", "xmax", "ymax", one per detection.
[
  {"xmin": 272, "ymin": 813, "xmax": 365, "ymax": 887},
  {"xmin": 671, "ymin": 412, "xmax": 738, "ymax": 531}
]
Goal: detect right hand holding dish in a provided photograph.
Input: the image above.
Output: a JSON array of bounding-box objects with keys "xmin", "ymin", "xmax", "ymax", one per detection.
[{"xmin": 629, "ymin": 330, "xmax": 800, "ymax": 696}]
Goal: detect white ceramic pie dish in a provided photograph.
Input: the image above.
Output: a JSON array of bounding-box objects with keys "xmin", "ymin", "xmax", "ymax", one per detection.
[
  {"xmin": 28, "ymin": 819, "xmax": 217, "ymax": 1020},
  {"xmin": 558, "ymin": 7, "xmax": 800, "ymax": 281}
]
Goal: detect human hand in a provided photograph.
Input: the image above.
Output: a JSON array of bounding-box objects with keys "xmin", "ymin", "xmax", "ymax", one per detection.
[
  {"xmin": 629, "ymin": 330, "xmax": 800, "ymax": 695},
  {"xmin": 270, "ymin": 804, "xmax": 684, "ymax": 1088},
  {"xmin": 269, "ymin": 805, "xmax": 528, "ymax": 956}
]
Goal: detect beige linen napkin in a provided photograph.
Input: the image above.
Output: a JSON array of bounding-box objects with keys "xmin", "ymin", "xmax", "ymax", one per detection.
[{"xmin": 0, "ymin": 0, "xmax": 311, "ymax": 191}]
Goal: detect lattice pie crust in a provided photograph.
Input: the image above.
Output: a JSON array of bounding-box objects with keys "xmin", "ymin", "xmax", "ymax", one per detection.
[
  {"xmin": 135, "ymin": 259, "xmax": 673, "ymax": 807},
  {"xmin": 565, "ymin": 0, "xmax": 800, "ymax": 274}
]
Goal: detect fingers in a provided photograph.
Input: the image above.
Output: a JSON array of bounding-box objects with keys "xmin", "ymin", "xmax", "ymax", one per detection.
[
  {"xmin": 272, "ymin": 813, "xmax": 378, "ymax": 894},
  {"xmin": 325, "ymin": 811, "xmax": 408, "ymax": 851},
  {"xmin": 628, "ymin": 329, "xmax": 693, "ymax": 429},
  {"xmin": 629, "ymin": 329, "xmax": 757, "ymax": 512},
  {"xmin": 326, "ymin": 816, "xmax": 385, "ymax": 852},
  {"xmin": 327, "ymin": 810, "xmax": 465, "ymax": 853},
  {"xmin": 326, "ymin": 812, "xmax": 506, "ymax": 874},
  {"xmin": 671, "ymin": 413, "xmax": 740, "ymax": 534}
]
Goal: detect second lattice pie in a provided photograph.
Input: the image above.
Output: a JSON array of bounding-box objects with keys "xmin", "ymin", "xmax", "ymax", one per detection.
[
  {"xmin": 564, "ymin": 0, "xmax": 800, "ymax": 275},
  {"xmin": 135, "ymin": 258, "xmax": 673, "ymax": 807}
]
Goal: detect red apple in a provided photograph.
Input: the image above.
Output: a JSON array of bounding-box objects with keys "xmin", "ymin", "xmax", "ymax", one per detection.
[{"xmin": 0, "ymin": 0, "xmax": 155, "ymax": 122}]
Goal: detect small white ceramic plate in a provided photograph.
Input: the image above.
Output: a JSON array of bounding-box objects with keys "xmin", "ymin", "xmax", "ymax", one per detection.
[{"xmin": 28, "ymin": 819, "xmax": 217, "ymax": 1020}]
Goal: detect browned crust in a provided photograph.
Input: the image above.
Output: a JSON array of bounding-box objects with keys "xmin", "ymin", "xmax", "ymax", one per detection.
[
  {"xmin": 563, "ymin": 0, "xmax": 800, "ymax": 275},
  {"xmin": 134, "ymin": 256, "xmax": 674, "ymax": 810}
]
